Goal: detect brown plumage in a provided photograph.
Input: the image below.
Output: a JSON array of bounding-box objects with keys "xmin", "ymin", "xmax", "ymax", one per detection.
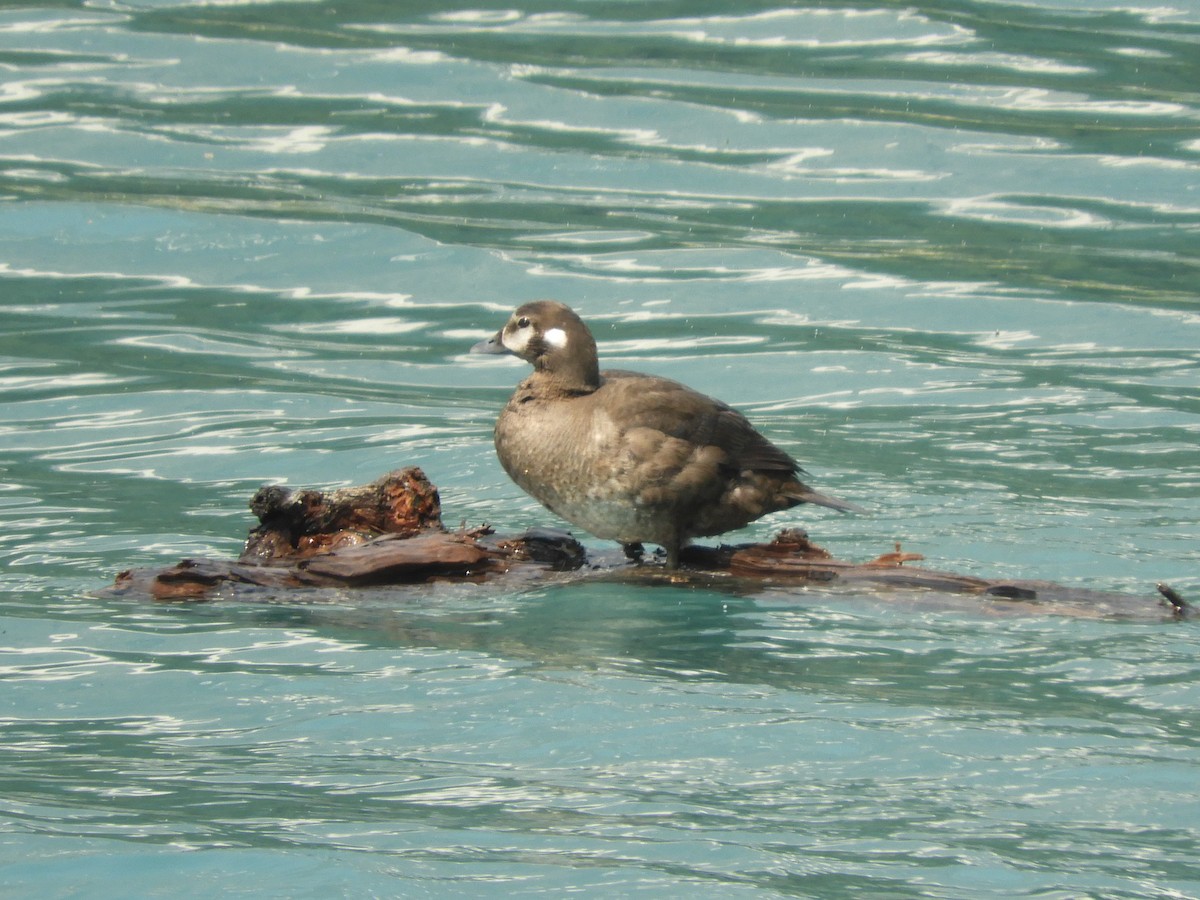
[{"xmin": 473, "ymin": 301, "xmax": 858, "ymax": 568}]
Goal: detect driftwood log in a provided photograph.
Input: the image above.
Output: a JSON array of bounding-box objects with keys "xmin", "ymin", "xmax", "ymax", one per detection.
[{"xmin": 110, "ymin": 467, "xmax": 1190, "ymax": 619}]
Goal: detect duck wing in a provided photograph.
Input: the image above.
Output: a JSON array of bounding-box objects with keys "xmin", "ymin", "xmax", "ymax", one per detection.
[
  {"xmin": 599, "ymin": 370, "xmax": 799, "ymax": 475},
  {"xmin": 598, "ymin": 370, "xmax": 862, "ymax": 514}
]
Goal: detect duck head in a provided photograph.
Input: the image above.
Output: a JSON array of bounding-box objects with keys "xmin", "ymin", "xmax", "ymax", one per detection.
[{"xmin": 473, "ymin": 301, "xmax": 601, "ymax": 392}]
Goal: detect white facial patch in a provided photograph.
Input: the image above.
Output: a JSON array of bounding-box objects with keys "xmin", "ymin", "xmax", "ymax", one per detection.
[
  {"xmin": 502, "ymin": 325, "xmax": 531, "ymax": 354},
  {"xmin": 543, "ymin": 327, "xmax": 568, "ymax": 349}
]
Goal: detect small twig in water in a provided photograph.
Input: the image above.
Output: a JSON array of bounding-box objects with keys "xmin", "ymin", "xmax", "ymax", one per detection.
[{"xmin": 1157, "ymin": 583, "xmax": 1190, "ymax": 617}]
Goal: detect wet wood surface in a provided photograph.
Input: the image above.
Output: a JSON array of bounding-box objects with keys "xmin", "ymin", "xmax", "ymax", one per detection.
[{"xmin": 109, "ymin": 467, "xmax": 1190, "ymax": 619}]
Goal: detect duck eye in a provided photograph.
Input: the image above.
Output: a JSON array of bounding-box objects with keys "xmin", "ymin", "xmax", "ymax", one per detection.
[{"xmin": 517, "ymin": 316, "xmax": 531, "ymax": 329}]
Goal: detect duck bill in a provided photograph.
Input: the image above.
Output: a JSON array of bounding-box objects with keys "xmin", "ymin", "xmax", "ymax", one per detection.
[{"xmin": 471, "ymin": 331, "xmax": 511, "ymax": 355}]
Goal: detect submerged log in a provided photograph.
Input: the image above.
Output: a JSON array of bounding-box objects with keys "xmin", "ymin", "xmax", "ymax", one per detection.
[
  {"xmin": 111, "ymin": 468, "xmax": 587, "ymax": 601},
  {"xmin": 109, "ymin": 467, "xmax": 1191, "ymax": 619}
]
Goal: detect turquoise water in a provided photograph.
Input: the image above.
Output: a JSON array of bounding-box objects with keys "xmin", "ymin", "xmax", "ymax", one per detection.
[{"xmin": 2, "ymin": 1, "xmax": 1199, "ymax": 896}]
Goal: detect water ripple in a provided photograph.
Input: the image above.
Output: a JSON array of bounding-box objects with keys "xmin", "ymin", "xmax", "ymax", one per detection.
[{"xmin": 2, "ymin": 2, "xmax": 1199, "ymax": 896}]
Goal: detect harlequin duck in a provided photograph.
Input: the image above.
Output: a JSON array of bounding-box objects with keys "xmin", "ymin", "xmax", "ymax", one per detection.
[{"xmin": 473, "ymin": 301, "xmax": 859, "ymax": 568}]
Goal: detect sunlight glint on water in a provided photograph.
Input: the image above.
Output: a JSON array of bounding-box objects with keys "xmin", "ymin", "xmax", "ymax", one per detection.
[{"xmin": 0, "ymin": 2, "xmax": 1198, "ymax": 897}]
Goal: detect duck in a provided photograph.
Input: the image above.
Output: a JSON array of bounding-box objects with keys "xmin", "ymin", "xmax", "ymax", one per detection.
[{"xmin": 472, "ymin": 301, "xmax": 859, "ymax": 569}]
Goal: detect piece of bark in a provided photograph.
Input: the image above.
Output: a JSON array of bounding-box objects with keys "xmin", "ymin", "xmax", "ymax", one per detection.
[
  {"xmin": 486, "ymin": 527, "xmax": 589, "ymax": 570},
  {"xmin": 114, "ymin": 558, "xmax": 317, "ymax": 601},
  {"xmin": 727, "ymin": 534, "xmax": 985, "ymax": 590},
  {"xmin": 300, "ymin": 532, "xmax": 497, "ymax": 585},
  {"xmin": 242, "ymin": 467, "xmax": 442, "ymax": 561}
]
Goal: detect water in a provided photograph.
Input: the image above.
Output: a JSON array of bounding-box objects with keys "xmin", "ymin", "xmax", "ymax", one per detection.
[{"xmin": 2, "ymin": 1, "xmax": 1199, "ymax": 896}]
